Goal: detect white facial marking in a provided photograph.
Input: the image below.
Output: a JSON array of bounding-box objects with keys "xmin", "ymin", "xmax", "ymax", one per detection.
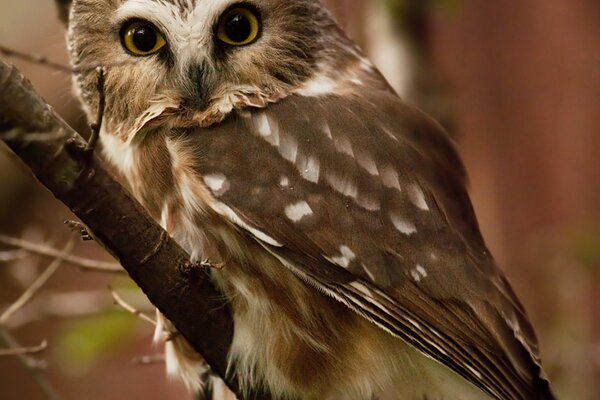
[
  {"xmin": 329, "ymin": 245, "xmax": 356, "ymax": 268},
  {"xmin": 390, "ymin": 214, "xmax": 417, "ymax": 236},
  {"xmin": 203, "ymin": 173, "xmax": 229, "ymax": 196},
  {"xmin": 296, "ymin": 74, "xmax": 338, "ymax": 97},
  {"xmin": 381, "ymin": 165, "xmax": 401, "ymax": 191},
  {"xmin": 356, "ymin": 151, "xmax": 379, "ymax": 176},
  {"xmin": 409, "ymin": 184, "xmax": 429, "ymax": 211},
  {"xmin": 284, "ymin": 201, "xmax": 313, "ymax": 223},
  {"xmin": 115, "ymin": 0, "xmax": 218, "ymax": 65},
  {"xmin": 410, "ymin": 264, "xmax": 428, "ymax": 282}
]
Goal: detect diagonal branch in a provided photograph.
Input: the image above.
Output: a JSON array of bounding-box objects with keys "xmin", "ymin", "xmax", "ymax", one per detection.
[{"xmin": 0, "ymin": 60, "xmax": 269, "ymax": 399}]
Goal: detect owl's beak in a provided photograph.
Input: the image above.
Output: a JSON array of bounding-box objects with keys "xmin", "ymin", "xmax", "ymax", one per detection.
[{"xmin": 184, "ymin": 62, "xmax": 214, "ymax": 112}]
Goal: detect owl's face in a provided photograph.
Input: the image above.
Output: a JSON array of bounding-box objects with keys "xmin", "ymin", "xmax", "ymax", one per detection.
[{"xmin": 68, "ymin": 0, "xmax": 333, "ymax": 139}]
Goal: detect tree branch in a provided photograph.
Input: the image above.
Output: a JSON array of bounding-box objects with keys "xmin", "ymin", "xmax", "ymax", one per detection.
[{"xmin": 0, "ymin": 60, "xmax": 265, "ymax": 399}]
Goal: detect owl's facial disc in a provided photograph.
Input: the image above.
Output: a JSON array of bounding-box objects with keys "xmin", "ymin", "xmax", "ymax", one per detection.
[{"xmin": 69, "ymin": 0, "xmax": 327, "ymax": 138}]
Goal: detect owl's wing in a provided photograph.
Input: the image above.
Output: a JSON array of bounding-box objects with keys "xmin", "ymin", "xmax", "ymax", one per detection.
[{"xmin": 189, "ymin": 91, "xmax": 553, "ymax": 400}]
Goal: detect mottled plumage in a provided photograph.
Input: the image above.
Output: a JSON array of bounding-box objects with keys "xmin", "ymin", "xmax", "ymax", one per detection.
[{"xmin": 63, "ymin": 0, "xmax": 555, "ymax": 399}]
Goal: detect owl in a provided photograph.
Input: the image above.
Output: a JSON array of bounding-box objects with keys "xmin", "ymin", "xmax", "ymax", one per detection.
[{"xmin": 61, "ymin": 0, "xmax": 555, "ymax": 399}]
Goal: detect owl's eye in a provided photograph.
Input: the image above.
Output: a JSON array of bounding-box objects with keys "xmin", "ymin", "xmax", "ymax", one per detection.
[
  {"xmin": 121, "ymin": 21, "xmax": 166, "ymax": 56},
  {"xmin": 217, "ymin": 6, "xmax": 260, "ymax": 46}
]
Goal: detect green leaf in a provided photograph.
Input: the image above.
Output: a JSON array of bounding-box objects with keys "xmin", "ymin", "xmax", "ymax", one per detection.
[{"xmin": 58, "ymin": 311, "xmax": 138, "ymax": 375}]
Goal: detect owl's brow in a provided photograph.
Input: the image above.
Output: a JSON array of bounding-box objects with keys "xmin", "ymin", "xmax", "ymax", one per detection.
[
  {"xmin": 151, "ymin": 0, "xmax": 198, "ymax": 15},
  {"xmin": 0, "ymin": 45, "xmax": 133, "ymax": 74}
]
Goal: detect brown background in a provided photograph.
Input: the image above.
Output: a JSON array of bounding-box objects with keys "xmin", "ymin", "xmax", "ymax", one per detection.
[{"xmin": 1, "ymin": 0, "xmax": 598, "ymax": 399}]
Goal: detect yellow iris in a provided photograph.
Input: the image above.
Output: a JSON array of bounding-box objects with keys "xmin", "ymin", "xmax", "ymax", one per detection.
[
  {"xmin": 122, "ymin": 21, "xmax": 166, "ymax": 56},
  {"xmin": 217, "ymin": 7, "xmax": 260, "ymax": 46}
]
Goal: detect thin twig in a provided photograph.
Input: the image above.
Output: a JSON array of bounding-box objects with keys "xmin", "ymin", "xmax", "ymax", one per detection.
[
  {"xmin": 0, "ymin": 238, "xmax": 75, "ymax": 325},
  {"xmin": 0, "ymin": 329, "xmax": 61, "ymax": 400},
  {"xmin": 4, "ymin": 289, "xmax": 153, "ymax": 329},
  {"xmin": 0, "ymin": 234, "xmax": 123, "ymax": 273},
  {"xmin": 86, "ymin": 67, "xmax": 106, "ymax": 153},
  {"xmin": 131, "ymin": 353, "xmax": 165, "ymax": 366},
  {"xmin": 0, "ymin": 339, "xmax": 47, "ymax": 356},
  {"xmin": 0, "ymin": 45, "xmax": 71, "ymax": 72},
  {"xmin": 0, "ymin": 44, "xmax": 130, "ymax": 74},
  {"xmin": 110, "ymin": 286, "xmax": 157, "ymax": 326},
  {"xmin": 0, "ymin": 249, "xmax": 25, "ymax": 262}
]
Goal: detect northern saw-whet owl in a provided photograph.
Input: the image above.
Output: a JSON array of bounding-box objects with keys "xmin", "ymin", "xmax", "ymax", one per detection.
[{"xmin": 62, "ymin": 0, "xmax": 555, "ymax": 399}]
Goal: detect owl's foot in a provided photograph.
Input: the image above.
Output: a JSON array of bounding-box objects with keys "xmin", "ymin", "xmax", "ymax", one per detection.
[
  {"xmin": 64, "ymin": 220, "xmax": 94, "ymax": 241},
  {"xmin": 178, "ymin": 259, "xmax": 224, "ymax": 280},
  {"xmin": 197, "ymin": 259, "xmax": 224, "ymax": 270}
]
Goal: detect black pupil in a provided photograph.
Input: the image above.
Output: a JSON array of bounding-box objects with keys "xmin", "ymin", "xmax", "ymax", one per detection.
[
  {"xmin": 132, "ymin": 26, "xmax": 157, "ymax": 52},
  {"xmin": 224, "ymin": 13, "xmax": 252, "ymax": 43}
]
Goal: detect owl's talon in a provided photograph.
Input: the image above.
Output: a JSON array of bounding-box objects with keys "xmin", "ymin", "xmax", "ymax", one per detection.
[
  {"xmin": 199, "ymin": 258, "xmax": 224, "ymax": 270},
  {"xmin": 65, "ymin": 220, "xmax": 94, "ymax": 241}
]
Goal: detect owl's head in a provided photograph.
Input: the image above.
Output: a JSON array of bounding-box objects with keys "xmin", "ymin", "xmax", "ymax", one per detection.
[{"xmin": 63, "ymin": 0, "xmax": 373, "ymax": 141}]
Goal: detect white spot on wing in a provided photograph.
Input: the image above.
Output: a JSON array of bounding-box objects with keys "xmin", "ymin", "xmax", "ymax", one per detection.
[
  {"xmin": 356, "ymin": 151, "xmax": 379, "ymax": 176},
  {"xmin": 296, "ymin": 74, "xmax": 338, "ymax": 97},
  {"xmin": 409, "ymin": 184, "xmax": 429, "ymax": 211},
  {"xmin": 410, "ymin": 264, "xmax": 428, "ymax": 282},
  {"xmin": 361, "ymin": 263, "xmax": 376, "ymax": 281},
  {"xmin": 321, "ymin": 121, "xmax": 333, "ymax": 139},
  {"xmin": 334, "ymin": 136, "xmax": 354, "ymax": 157},
  {"xmin": 329, "ymin": 245, "xmax": 356, "ymax": 268},
  {"xmin": 325, "ymin": 171, "xmax": 358, "ymax": 199},
  {"xmin": 390, "ymin": 214, "xmax": 417, "ymax": 236},
  {"xmin": 356, "ymin": 194, "xmax": 381, "ymax": 211},
  {"xmin": 279, "ymin": 176, "xmax": 290, "ymax": 187},
  {"xmin": 279, "ymin": 135, "xmax": 299, "ymax": 164},
  {"xmin": 212, "ymin": 203, "xmax": 283, "ymax": 247},
  {"xmin": 253, "ymin": 113, "xmax": 280, "ymax": 147},
  {"xmin": 349, "ymin": 281, "xmax": 372, "ymax": 297},
  {"xmin": 298, "ymin": 155, "xmax": 320, "ymax": 183},
  {"xmin": 382, "ymin": 126, "xmax": 400, "ymax": 143},
  {"xmin": 203, "ymin": 173, "xmax": 229, "ymax": 196},
  {"xmin": 284, "ymin": 201, "xmax": 313, "ymax": 223},
  {"xmin": 466, "ymin": 365, "xmax": 483, "ymax": 380},
  {"xmin": 381, "ymin": 165, "xmax": 401, "ymax": 191}
]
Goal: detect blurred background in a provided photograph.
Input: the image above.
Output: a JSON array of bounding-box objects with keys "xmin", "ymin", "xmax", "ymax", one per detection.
[{"xmin": 1, "ymin": 0, "xmax": 599, "ymax": 399}]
